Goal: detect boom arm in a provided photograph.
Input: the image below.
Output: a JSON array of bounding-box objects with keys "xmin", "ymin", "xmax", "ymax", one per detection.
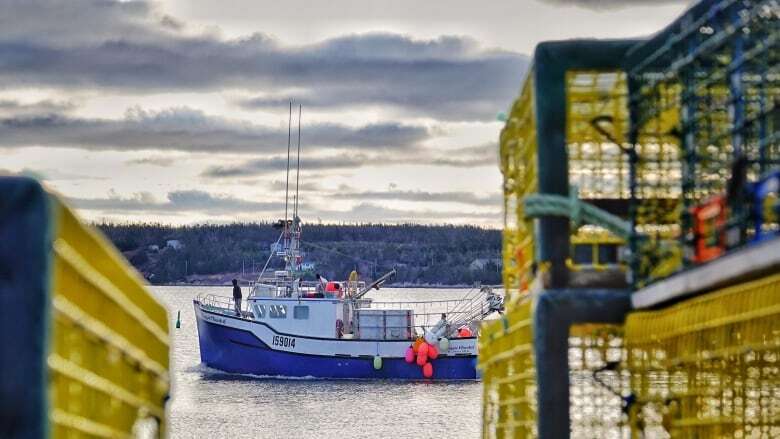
[{"xmin": 354, "ymin": 269, "xmax": 397, "ymax": 300}]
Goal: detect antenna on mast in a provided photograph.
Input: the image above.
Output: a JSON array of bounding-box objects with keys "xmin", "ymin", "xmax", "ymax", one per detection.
[
  {"xmin": 284, "ymin": 101, "xmax": 292, "ymax": 231},
  {"xmin": 294, "ymin": 104, "xmax": 302, "ymax": 218}
]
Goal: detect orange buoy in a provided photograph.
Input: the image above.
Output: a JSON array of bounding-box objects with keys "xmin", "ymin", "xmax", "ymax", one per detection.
[
  {"xmin": 416, "ymin": 352, "xmax": 428, "ymax": 366},
  {"xmin": 458, "ymin": 326, "xmax": 473, "ymax": 337},
  {"xmin": 418, "ymin": 342, "xmax": 429, "ymax": 357},
  {"xmin": 413, "ymin": 337, "xmax": 424, "ymax": 353}
]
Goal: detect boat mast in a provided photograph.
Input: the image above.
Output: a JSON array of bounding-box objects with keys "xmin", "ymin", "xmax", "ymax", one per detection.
[
  {"xmin": 290, "ymin": 104, "xmax": 302, "ymax": 273},
  {"xmin": 284, "ymin": 101, "xmax": 292, "ymax": 239},
  {"xmin": 294, "ymin": 104, "xmax": 301, "ymax": 220}
]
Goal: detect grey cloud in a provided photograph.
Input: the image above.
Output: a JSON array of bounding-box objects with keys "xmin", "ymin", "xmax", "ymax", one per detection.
[
  {"xmin": 338, "ymin": 189, "xmax": 502, "ymax": 207},
  {"xmin": 268, "ymin": 180, "xmax": 322, "ymax": 192},
  {"xmin": 201, "ymin": 142, "xmax": 498, "ymax": 178},
  {"xmin": 67, "ymin": 189, "xmax": 498, "ymax": 224},
  {"xmin": 0, "ymin": 0, "xmax": 179, "ymax": 47},
  {"xmin": 536, "ymin": 0, "xmax": 689, "ymax": 9},
  {"xmin": 0, "ymin": 167, "xmax": 106, "ymax": 181},
  {"xmin": 428, "ymin": 143, "xmax": 497, "ymax": 167},
  {"xmin": 0, "ymin": 106, "xmax": 428, "ymax": 153},
  {"xmin": 126, "ymin": 156, "xmax": 177, "ymax": 167},
  {"xmin": 202, "ymin": 154, "xmax": 370, "ymax": 178},
  {"xmin": 0, "ymin": 99, "xmax": 76, "ymax": 117},
  {"xmin": 69, "ymin": 189, "xmax": 285, "ymax": 214},
  {"xmin": 309, "ymin": 202, "xmax": 499, "ymax": 224},
  {"xmin": 0, "ymin": 0, "xmax": 528, "ymax": 121}
]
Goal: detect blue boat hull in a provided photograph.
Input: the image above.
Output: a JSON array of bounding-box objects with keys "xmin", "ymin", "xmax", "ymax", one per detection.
[{"xmin": 196, "ymin": 314, "xmax": 479, "ymax": 380}]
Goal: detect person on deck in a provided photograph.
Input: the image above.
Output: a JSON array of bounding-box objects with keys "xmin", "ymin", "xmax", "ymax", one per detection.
[
  {"xmin": 315, "ymin": 273, "xmax": 328, "ymax": 295},
  {"xmin": 348, "ymin": 270, "xmax": 359, "ymax": 297},
  {"xmin": 431, "ymin": 313, "xmax": 448, "ymax": 337},
  {"xmin": 232, "ymin": 278, "xmax": 242, "ymax": 316}
]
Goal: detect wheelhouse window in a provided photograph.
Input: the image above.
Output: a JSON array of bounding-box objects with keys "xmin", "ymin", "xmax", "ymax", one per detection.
[
  {"xmin": 293, "ymin": 306, "xmax": 309, "ymax": 320},
  {"xmin": 269, "ymin": 305, "xmax": 287, "ymax": 319},
  {"xmin": 252, "ymin": 304, "xmax": 265, "ymax": 318}
]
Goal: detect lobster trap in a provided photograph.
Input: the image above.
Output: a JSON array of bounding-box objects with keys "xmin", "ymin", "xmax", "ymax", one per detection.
[
  {"xmin": 485, "ymin": 0, "xmax": 780, "ymax": 438},
  {"xmin": 0, "ymin": 177, "xmax": 170, "ymax": 438}
]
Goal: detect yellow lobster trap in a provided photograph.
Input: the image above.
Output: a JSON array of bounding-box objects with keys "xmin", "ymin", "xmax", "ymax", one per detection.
[
  {"xmin": 484, "ymin": 0, "xmax": 779, "ymax": 437},
  {"xmin": 625, "ymin": 272, "xmax": 780, "ymax": 438},
  {"xmin": 0, "ymin": 177, "xmax": 170, "ymax": 438}
]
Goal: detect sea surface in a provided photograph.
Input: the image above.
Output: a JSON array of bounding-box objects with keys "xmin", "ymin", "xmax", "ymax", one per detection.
[{"xmin": 152, "ymin": 286, "xmax": 483, "ymax": 439}]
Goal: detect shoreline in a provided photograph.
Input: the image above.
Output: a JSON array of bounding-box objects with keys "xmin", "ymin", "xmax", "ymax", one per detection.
[{"xmin": 151, "ymin": 282, "xmax": 497, "ymax": 289}]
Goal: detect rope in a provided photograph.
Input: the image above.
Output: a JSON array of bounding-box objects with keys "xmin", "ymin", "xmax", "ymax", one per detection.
[{"xmin": 523, "ymin": 193, "xmax": 633, "ymax": 239}]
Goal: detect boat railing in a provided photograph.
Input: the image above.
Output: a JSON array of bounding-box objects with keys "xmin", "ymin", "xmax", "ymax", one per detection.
[
  {"xmin": 361, "ymin": 298, "xmax": 483, "ymax": 333},
  {"xmin": 196, "ymin": 291, "xmax": 500, "ymax": 337},
  {"xmin": 249, "ymin": 279, "xmax": 367, "ymax": 298},
  {"xmin": 197, "ymin": 293, "xmax": 250, "ymax": 316}
]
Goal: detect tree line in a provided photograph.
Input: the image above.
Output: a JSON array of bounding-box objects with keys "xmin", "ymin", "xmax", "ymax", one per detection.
[{"xmin": 98, "ymin": 222, "xmax": 503, "ymax": 286}]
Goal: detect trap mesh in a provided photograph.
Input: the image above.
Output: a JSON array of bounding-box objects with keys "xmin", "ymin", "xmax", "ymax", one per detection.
[
  {"xmin": 569, "ymin": 324, "xmax": 629, "ymax": 439},
  {"xmin": 500, "ymin": 76, "xmax": 538, "ymax": 297},
  {"xmin": 629, "ymin": 0, "xmax": 779, "ymax": 286},
  {"xmin": 487, "ymin": 2, "xmax": 779, "ymax": 438},
  {"xmin": 480, "ymin": 302, "xmax": 631, "ymax": 439},
  {"xmin": 566, "ymin": 70, "xmax": 630, "ymax": 200},
  {"xmin": 624, "ymin": 272, "xmax": 780, "ymax": 438},
  {"xmin": 480, "ymin": 300, "xmax": 536, "ymax": 438}
]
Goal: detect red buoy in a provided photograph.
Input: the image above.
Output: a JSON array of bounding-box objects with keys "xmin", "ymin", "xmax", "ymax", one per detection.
[
  {"xmin": 423, "ymin": 362, "xmax": 433, "ymax": 378},
  {"xmin": 428, "ymin": 344, "xmax": 439, "ymax": 360}
]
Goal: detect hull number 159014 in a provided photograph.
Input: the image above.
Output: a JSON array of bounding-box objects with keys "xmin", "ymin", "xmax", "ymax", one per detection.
[{"xmin": 272, "ymin": 335, "xmax": 296, "ymax": 348}]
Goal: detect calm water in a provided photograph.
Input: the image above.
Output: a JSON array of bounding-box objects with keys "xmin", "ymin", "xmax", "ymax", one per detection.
[{"xmin": 153, "ymin": 286, "xmax": 483, "ymax": 439}]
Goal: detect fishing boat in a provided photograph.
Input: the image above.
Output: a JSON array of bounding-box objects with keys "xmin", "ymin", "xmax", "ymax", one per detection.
[{"xmin": 193, "ymin": 105, "xmax": 503, "ymax": 380}]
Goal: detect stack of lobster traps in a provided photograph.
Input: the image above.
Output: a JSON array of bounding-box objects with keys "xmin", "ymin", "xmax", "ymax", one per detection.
[{"xmin": 482, "ymin": 1, "xmax": 779, "ymax": 437}]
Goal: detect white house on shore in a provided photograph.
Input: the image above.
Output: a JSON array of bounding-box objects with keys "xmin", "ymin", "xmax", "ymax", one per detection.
[
  {"xmin": 469, "ymin": 258, "xmax": 502, "ymax": 271},
  {"xmin": 166, "ymin": 239, "xmax": 184, "ymax": 250}
]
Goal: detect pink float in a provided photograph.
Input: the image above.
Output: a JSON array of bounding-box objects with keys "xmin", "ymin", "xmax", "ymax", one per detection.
[{"xmin": 404, "ymin": 347, "xmax": 415, "ymax": 363}]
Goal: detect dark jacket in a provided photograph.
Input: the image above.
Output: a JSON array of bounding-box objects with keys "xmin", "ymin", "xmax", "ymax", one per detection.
[{"xmin": 233, "ymin": 284, "xmax": 242, "ymax": 299}]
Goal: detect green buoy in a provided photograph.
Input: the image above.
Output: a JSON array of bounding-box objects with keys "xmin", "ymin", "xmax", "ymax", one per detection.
[{"xmin": 175, "ymin": 310, "xmax": 181, "ymax": 329}]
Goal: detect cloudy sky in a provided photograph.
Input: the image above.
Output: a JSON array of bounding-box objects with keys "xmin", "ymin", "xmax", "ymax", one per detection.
[{"xmin": 1, "ymin": 0, "xmax": 689, "ymax": 226}]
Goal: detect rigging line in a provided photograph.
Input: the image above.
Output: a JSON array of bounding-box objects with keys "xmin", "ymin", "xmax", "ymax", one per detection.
[
  {"xmin": 299, "ymin": 241, "xmax": 377, "ymax": 267},
  {"xmin": 284, "ymin": 101, "xmax": 292, "ymax": 230},
  {"xmin": 258, "ymin": 231, "xmax": 284, "ymax": 281},
  {"xmin": 294, "ymin": 104, "xmax": 302, "ymax": 218}
]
